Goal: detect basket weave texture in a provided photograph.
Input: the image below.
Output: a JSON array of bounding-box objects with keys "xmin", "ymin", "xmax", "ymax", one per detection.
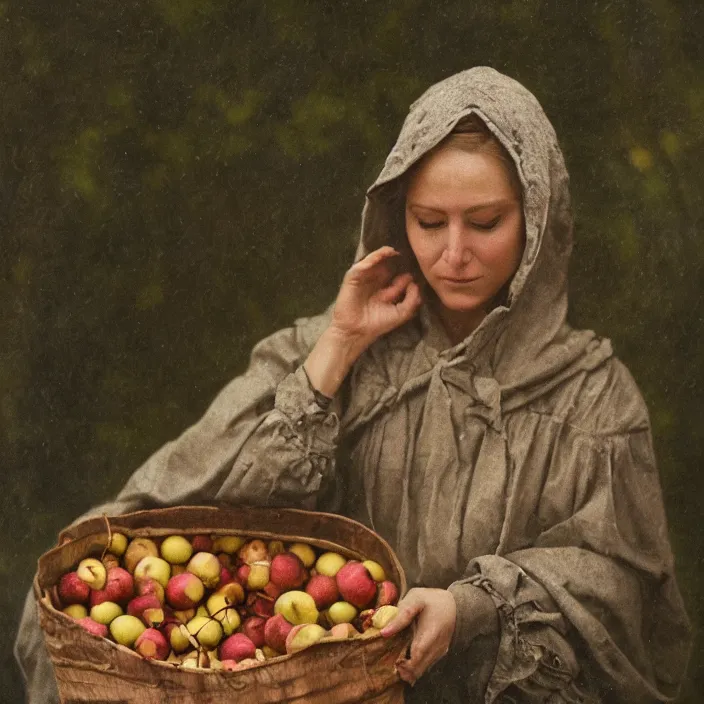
[{"xmin": 35, "ymin": 505, "xmax": 411, "ymax": 703}]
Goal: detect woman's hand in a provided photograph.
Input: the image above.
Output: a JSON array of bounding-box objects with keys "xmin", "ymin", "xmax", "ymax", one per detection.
[
  {"xmin": 304, "ymin": 246, "xmax": 422, "ymax": 397},
  {"xmin": 380, "ymin": 587, "xmax": 457, "ymax": 686},
  {"xmin": 330, "ymin": 246, "xmax": 422, "ymax": 350}
]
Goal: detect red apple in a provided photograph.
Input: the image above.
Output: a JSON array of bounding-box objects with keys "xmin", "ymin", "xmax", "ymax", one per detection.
[
  {"xmin": 89, "ymin": 567, "xmax": 134, "ymax": 607},
  {"xmin": 270, "ymin": 552, "xmax": 305, "ymax": 590},
  {"xmin": 76, "ymin": 617, "xmax": 109, "ymax": 638},
  {"xmin": 263, "ymin": 613, "xmax": 293, "ymax": 654},
  {"xmin": 220, "ymin": 633, "xmax": 256, "ymax": 662},
  {"xmin": 166, "ymin": 573, "xmax": 205, "ymax": 610},
  {"xmin": 58, "ymin": 572, "xmax": 90, "ymax": 605},
  {"xmin": 305, "ymin": 574, "xmax": 339, "ymax": 610},
  {"xmin": 191, "ymin": 534, "xmax": 213, "ymax": 553},
  {"xmin": 336, "ymin": 562, "xmax": 377, "ymax": 609},
  {"xmin": 376, "ymin": 580, "xmax": 399, "ymax": 607},
  {"xmin": 135, "ymin": 627, "xmax": 169, "ymax": 660},
  {"xmin": 241, "ymin": 616, "xmax": 267, "ymax": 648},
  {"xmin": 126, "ymin": 594, "xmax": 161, "ymax": 622}
]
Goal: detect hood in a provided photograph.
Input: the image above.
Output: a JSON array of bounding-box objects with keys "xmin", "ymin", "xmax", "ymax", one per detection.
[{"xmin": 355, "ymin": 66, "xmax": 611, "ymax": 401}]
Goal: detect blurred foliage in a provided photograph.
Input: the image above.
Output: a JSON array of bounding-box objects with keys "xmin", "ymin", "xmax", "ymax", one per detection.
[{"xmin": 1, "ymin": 0, "xmax": 702, "ymax": 700}]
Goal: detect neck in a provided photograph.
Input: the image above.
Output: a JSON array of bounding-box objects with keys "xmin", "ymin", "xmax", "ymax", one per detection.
[{"xmin": 430, "ymin": 295, "xmax": 488, "ymax": 346}]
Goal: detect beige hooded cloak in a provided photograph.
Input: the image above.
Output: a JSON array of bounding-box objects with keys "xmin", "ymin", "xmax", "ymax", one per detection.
[{"xmin": 16, "ymin": 67, "xmax": 690, "ymax": 703}]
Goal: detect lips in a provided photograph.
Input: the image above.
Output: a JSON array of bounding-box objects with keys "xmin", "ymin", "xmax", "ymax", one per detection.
[{"xmin": 441, "ymin": 276, "xmax": 479, "ymax": 284}]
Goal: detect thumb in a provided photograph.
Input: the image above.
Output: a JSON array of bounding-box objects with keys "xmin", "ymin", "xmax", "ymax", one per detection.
[{"xmin": 381, "ymin": 591, "xmax": 424, "ymax": 637}]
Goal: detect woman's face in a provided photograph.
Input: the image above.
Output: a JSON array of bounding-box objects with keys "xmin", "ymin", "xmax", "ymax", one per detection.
[{"xmin": 405, "ymin": 146, "xmax": 524, "ymax": 330}]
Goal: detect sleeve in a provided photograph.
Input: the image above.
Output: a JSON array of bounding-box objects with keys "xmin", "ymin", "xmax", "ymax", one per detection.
[
  {"xmin": 15, "ymin": 305, "xmax": 345, "ymax": 703},
  {"xmin": 447, "ymin": 428, "xmax": 691, "ymax": 704}
]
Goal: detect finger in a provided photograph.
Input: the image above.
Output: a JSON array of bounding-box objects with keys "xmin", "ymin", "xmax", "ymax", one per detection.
[
  {"xmin": 354, "ymin": 246, "xmax": 400, "ymax": 270},
  {"xmin": 395, "ymin": 660, "xmax": 418, "ymax": 686},
  {"xmin": 393, "ymin": 281, "xmax": 423, "ymax": 320},
  {"xmin": 381, "ymin": 592, "xmax": 423, "ymax": 637},
  {"xmin": 375, "ymin": 273, "xmax": 414, "ymax": 303}
]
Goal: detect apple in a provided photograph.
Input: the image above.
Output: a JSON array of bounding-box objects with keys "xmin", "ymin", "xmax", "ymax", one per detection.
[
  {"xmin": 270, "ymin": 552, "xmax": 305, "ymax": 590},
  {"xmin": 135, "ymin": 578, "xmax": 164, "ymax": 604},
  {"xmin": 101, "ymin": 553, "xmax": 121, "ymax": 571},
  {"xmin": 315, "ymin": 552, "xmax": 347, "ymax": 577},
  {"xmin": 241, "ymin": 616, "xmax": 267, "ymax": 648},
  {"xmin": 191, "ymin": 534, "xmax": 213, "ymax": 553},
  {"xmin": 215, "ymin": 566, "xmax": 231, "ymax": 588},
  {"xmin": 220, "ymin": 633, "xmax": 256, "ymax": 662},
  {"xmin": 134, "ymin": 556, "xmax": 171, "ymax": 588},
  {"xmin": 274, "ymin": 591, "xmax": 319, "ymax": 625},
  {"xmin": 263, "ymin": 613, "xmax": 293, "ymax": 653},
  {"xmin": 62, "ymin": 604, "xmax": 88, "ymax": 619},
  {"xmin": 135, "ymin": 627, "xmax": 169, "ymax": 660},
  {"xmin": 187, "ymin": 552, "xmax": 221, "ymax": 589},
  {"xmin": 160, "ymin": 535, "xmax": 193, "ymax": 565},
  {"xmin": 362, "ymin": 560, "xmax": 386, "ymax": 582},
  {"xmin": 327, "ymin": 623, "xmax": 359, "ymax": 639},
  {"xmin": 238, "ymin": 539, "xmax": 269, "ymax": 565},
  {"xmin": 372, "ymin": 605, "xmax": 399, "ymax": 630},
  {"xmin": 124, "ymin": 538, "xmax": 159, "ymax": 573},
  {"xmin": 107, "ymin": 532, "xmax": 128, "ymax": 557},
  {"xmin": 288, "ymin": 543, "xmax": 316, "ymax": 568},
  {"xmin": 305, "ymin": 574, "xmax": 339, "ymax": 610},
  {"xmin": 172, "ymin": 607, "xmax": 196, "ymax": 624},
  {"xmin": 328, "ymin": 601, "xmax": 357, "ymax": 625},
  {"xmin": 141, "ymin": 606, "xmax": 165, "ymax": 628},
  {"xmin": 58, "ymin": 571, "xmax": 90, "ymax": 605},
  {"xmin": 376, "ymin": 580, "xmax": 399, "ymax": 607},
  {"xmin": 206, "ymin": 592, "xmax": 241, "ymax": 636},
  {"xmin": 285, "ymin": 623, "xmax": 326, "ymax": 653},
  {"xmin": 168, "ymin": 623, "xmax": 192, "ymax": 653},
  {"xmin": 166, "ymin": 573, "xmax": 205, "ymax": 610},
  {"xmin": 90, "ymin": 601, "xmax": 123, "ymax": 625},
  {"xmin": 110, "ymin": 614, "xmax": 146, "ymax": 647},
  {"xmin": 336, "ymin": 562, "xmax": 376, "ymax": 609},
  {"xmin": 247, "ymin": 562, "xmax": 270, "ymax": 591},
  {"xmin": 261, "ymin": 645, "xmax": 281, "ymax": 659},
  {"xmin": 90, "ymin": 567, "xmax": 134, "ymax": 607},
  {"xmin": 268, "ymin": 540, "xmax": 285, "ymax": 557},
  {"xmin": 76, "ymin": 617, "xmax": 109, "ymax": 638},
  {"xmin": 126, "ymin": 595, "xmax": 161, "ymax": 622},
  {"xmin": 76, "ymin": 558, "xmax": 107, "ymax": 591},
  {"xmin": 249, "ymin": 594, "xmax": 275, "ymax": 619},
  {"xmin": 212, "ymin": 535, "xmax": 245, "ymax": 554},
  {"xmin": 186, "ymin": 616, "xmax": 223, "ymax": 649}
]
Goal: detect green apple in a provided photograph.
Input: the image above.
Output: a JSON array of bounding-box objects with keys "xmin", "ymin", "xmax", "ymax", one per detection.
[
  {"xmin": 90, "ymin": 601, "xmax": 123, "ymax": 625},
  {"xmin": 160, "ymin": 535, "xmax": 193, "ymax": 565},
  {"xmin": 107, "ymin": 533, "xmax": 128, "ymax": 557},
  {"xmin": 134, "ymin": 556, "xmax": 171, "ymax": 588},
  {"xmin": 77, "ymin": 558, "xmax": 107, "ymax": 590},
  {"xmin": 109, "ymin": 614, "xmax": 146, "ymax": 647},
  {"xmin": 62, "ymin": 604, "xmax": 88, "ymax": 619},
  {"xmin": 274, "ymin": 591, "xmax": 319, "ymax": 625},
  {"xmin": 288, "ymin": 542, "xmax": 316, "ymax": 568},
  {"xmin": 315, "ymin": 552, "xmax": 346, "ymax": 577},
  {"xmin": 328, "ymin": 601, "xmax": 357, "ymax": 624},
  {"xmin": 362, "ymin": 560, "xmax": 386, "ymax": 582},
  {"xmin": 186, "ymin": 616, "xmax": 223, "ymax": 649}
]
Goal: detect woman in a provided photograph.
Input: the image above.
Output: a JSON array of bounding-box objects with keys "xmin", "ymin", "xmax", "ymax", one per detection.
[{"xmin": 16, "ymin": 67, "xmax": 690, "ymax": 703}]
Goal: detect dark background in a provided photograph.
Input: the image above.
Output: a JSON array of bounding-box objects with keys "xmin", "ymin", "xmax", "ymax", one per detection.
[{"xmin": 2, "ymin": 1, "xmax": 702, "ymax": 701}]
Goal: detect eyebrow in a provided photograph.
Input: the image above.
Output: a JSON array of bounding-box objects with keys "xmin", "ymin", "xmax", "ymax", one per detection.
[{"xmin": 406, "ymin": 199, "xmax": 513, "ymax": 214}]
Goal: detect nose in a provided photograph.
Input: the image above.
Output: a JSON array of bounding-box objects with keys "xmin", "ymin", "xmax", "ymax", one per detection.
[{"xmin": 443, "ymin": 222, "xmax": 471, "ymax": 268}]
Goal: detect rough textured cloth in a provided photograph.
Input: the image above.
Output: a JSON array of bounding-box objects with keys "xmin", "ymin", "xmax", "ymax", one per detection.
[{"xmin": 15, "ymin": 67, "xmax": 691, "ymax": 703}]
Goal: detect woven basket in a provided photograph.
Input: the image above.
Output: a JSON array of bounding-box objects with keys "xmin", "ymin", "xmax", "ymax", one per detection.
[{"xmin": 35, "ymin": 505, "xmax": 411, "ymax": 703}]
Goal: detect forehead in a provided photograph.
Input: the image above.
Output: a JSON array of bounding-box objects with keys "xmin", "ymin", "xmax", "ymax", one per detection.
[{"xmin": 406, "ymin": 147, "xmax": 519, "ymax": 207}]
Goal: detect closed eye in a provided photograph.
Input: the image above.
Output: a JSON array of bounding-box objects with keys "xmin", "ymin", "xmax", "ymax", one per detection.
[
  {"xmin": 471, "ymin": 216, "xmax": 501, "ymax": 231},
  {"xmin": 417, "ymin": 218, "xmax": 445, "ymax": 230}
]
